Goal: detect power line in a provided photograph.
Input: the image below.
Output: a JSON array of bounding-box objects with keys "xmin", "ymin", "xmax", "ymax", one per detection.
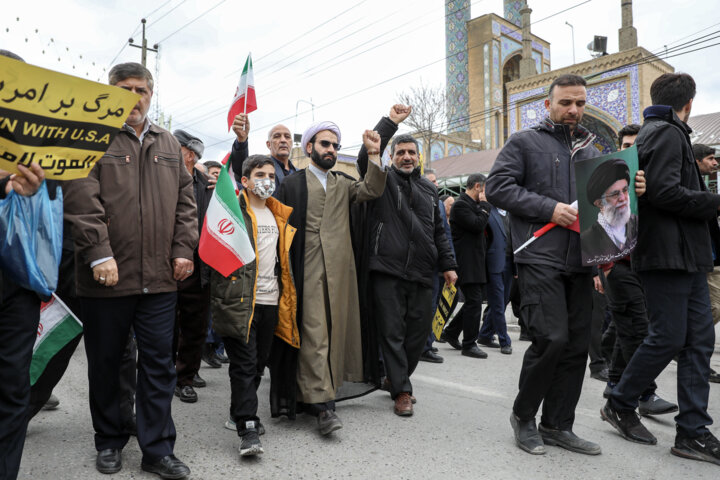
[
  {"xmin": 147, "ymin": 0, "xmax": 190, "ymax": 28},
  {"xmin": 163, "ymin": 0, "xmax": 379, "ymax": 115},
  {"xmin": 156, "ymin": 0, "xmax": 228, "ymax": 44},
  {"xmin": 178, "ymin": 0, "xmax": 593, "ymax": 132},
  {"xmin": 145, "ymin": 0, "xmax": 174, "ymax": 19},
  {"xmin": 169, "ymin": 0, "xmax": 489, "ymax": 126}
]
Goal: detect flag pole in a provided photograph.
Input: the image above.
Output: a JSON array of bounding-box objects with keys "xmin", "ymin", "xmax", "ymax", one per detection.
[{"xmin": 242, "ymin": 53, "xmax": 251, "ymax": 130}]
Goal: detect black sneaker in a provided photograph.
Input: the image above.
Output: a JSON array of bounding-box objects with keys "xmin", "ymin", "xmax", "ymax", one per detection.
[
  {"xmin": 710, "ymin": 368, "xmax": 720, "ymax": 384},
  {"xmin": 239, "ymin": 431, "xmax": 263, "ymax": 457},
  {"xmin": 671, "ymin": 430, "xmax": 720, "ymax": 466},
  {"xmin": 600, "ymin": 400, "xmax": 656, "ymax": 445}
]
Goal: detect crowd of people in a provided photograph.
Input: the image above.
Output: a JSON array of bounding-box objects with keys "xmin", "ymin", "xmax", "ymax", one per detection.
[{"xmin": 1, "ymin": 48, "xmax": 719, "ymax": 480}]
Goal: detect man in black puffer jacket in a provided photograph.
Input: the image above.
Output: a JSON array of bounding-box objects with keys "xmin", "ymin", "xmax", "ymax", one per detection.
[
  {"xmin": 486, "ymin": 74, "xmax": 604, "ymax": 457},
  {"xmin": 358, "ymin": 112, "xmax": 457, "ymax": 417},
  {"xmin": 601, "ymin": 73, "xmax": 720, "ymax": 466}
]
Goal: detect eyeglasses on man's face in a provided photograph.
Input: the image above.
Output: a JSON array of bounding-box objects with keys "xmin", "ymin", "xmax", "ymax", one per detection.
[
  {"xmin": 317, "ymin": 140, "xmax": 341, "ymax": 151},
  {"xmin": 603, "ymin": 185, "xmax": 629, "ymax": 201}
]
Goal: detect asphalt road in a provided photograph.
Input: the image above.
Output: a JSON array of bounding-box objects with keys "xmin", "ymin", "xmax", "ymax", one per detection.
[{"xmin": 21, "ymin": 324, "xmax": 720, "ymax": 480}]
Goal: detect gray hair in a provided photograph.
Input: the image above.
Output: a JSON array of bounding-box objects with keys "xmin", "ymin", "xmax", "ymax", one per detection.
[{"xmin": 109, "ymin": 62, "xmax": 154, "ymax": 91}]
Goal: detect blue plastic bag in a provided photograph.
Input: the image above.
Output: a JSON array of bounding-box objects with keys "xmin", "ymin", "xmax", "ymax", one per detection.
[{"xmin": 0, "ymin": 181, "xmax": 63, "ymax": 298}]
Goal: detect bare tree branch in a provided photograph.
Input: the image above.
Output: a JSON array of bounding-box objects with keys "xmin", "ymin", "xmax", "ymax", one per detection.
[{"xmin": 397, "ymin": 82, "xmax": 456, "ymax": 165}]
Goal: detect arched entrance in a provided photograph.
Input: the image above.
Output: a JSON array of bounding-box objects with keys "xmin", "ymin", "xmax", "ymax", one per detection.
[{"xmin": 581, "ymin": 107, "xmax": 622, "ymax": 153}]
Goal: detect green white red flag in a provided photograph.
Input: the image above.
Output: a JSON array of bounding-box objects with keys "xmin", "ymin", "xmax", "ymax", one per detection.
[
  {"xmin": 227, "ymin": 53, "xmax": 257, "ymax": 130},
  {"xmin": 198, "ymin": 160, "xmax": 255, "ymax": 276},
  {"xmin": 30, "ymin": 294, "xmax": 83, "ymax": 385}
]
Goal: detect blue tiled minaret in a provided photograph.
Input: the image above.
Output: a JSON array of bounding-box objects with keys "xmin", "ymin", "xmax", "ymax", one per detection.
[
  {"xmin": 445, "ymin": 0, "xmax": 471, "ymax": 133},
  {"xmin": 504, "ymin": 0, "xmax": 524, "ymax": 27}
]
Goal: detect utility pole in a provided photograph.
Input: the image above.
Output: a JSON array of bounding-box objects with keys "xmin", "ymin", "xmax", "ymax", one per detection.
[
  {"xmin": 565, "ymin": 21, "xmax": 576, "ymax": 64},
  {"xmin": 128, "ymin": 18, "xmax": 158, "ymax": 67}
]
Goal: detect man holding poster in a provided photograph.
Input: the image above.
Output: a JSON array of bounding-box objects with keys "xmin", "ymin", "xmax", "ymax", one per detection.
[{"xmin": 486, "ymin": 74, "xmax": 603, "ymax": 457}]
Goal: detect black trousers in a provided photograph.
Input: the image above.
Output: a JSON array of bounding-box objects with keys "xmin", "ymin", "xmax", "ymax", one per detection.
[
  {"xmin": 602, "ymin": 263, "xmax": 655, "ymax": 395},
  {"xmin": 610, "ymin": 271, "xmax": 715, "ymax": 438},
  {"xmin": 174, "ymin": 271, "xmax": 210, "ymax": 387},
  {"xmin": 372, "ymin": 272, "xmax": 432, "ymax": 398},
  {"xmin": 588, "ymin": 289, "xmax": 608, "ymax": 373},
  {"xmin": 0, "ymin": 278, "xmax": 40, "ymax": 480},
  {"xmin": 81, "ymin": 293, "xmax": 177, "ymax": 463},
  {"xmin": 444, "ymin": 283, "xmax": 484, "ymax": 349},
  {"xmin": 223, "ymin": 304, "xmax": 278, "ymax": 431},
  {"xmin": 514, "ymin": 264, "xmax": 592, "ymax": 430}
]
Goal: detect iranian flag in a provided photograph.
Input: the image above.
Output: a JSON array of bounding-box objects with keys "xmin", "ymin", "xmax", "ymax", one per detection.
[
  {"xmin": 227, "ymin": 53, "xmax": 257, "ymax": 130},
  {"xmin": 30, "ymin": 294, "xmax": 83, "ymax": 385},
  {"xmin": 198, "ymin": 160, "xmax": 255, "ymax": 276}
]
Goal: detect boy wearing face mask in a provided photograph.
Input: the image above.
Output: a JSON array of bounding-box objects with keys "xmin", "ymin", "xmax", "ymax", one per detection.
[{"xmin": 209, "ymin": 155, "xmax": 298, "ymax": 458}]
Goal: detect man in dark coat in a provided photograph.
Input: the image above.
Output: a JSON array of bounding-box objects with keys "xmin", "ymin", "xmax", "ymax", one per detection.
[
  {"xmin": 360, "ymin": 126, "xmax": 458, "ymax": 416},
  {"xmin": 172, "ymin": 130, "xmax": 214, "ymax": 403},
  {"xmin": 477, "ymin": 205, "xmax": 514, "ymax": 354},
  {"xmin": 692, "ymin": 143, "xmax": 720, "ymax": 384},
  {"xmin": 580, "ymin": 159, "xmax": 638, "ymax": 265},
  {"xmin": 441, "ymin": 174, "xmax": 491, "ymax": 359},
  {"xmin": 602, "ymin": 74, "xmax": 720, "ymax": 466},
  {"xmin": 486, "ymin": 74, "xmax": 602, "ymax": 457}
]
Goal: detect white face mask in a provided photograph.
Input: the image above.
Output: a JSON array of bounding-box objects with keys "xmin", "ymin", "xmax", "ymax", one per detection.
[{"xmin": 251, "ymin": 178, "xmax": 275, "ymax": 199}]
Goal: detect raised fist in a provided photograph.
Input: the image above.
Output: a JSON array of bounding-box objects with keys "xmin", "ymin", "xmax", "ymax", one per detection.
[
  {"xmin": 389, "ymin": 104, "xmax": 412, "ymax": 125},
  {"xmin": 362, "ymin": 130, "xmax": 381, "ymax": 153}
]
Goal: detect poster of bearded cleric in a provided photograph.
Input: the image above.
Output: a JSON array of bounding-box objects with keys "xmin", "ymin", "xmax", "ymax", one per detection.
[{"xmin": 575, "ymin": 147, "xmax": 639, "ymax": 266}]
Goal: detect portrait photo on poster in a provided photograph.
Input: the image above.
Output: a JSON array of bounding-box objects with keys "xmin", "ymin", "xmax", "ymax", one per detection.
[{"xmin": 575, "ymin": 146, "xmax": 639, "ymax": 266}]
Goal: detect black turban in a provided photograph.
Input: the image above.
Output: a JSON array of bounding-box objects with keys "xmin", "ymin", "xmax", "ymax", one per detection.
[{"xmin": 587, "ymin": 158, "xmax": 629, "ymax": 204}]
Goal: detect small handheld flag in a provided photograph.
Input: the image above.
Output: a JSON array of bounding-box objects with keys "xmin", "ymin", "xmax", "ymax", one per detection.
[
  {"xmin": 513, "ymin": 201, "xmax": 579, "ymax": 255},
  {"xmin": 227, "ymin": 53, "xmax": 257, "ymax": 131},
  {"xmin": 199, "ymin": 160, "xmax": 255, "ymax": 276}
]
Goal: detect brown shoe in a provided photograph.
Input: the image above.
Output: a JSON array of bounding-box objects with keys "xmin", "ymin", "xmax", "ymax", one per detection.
[
  {"xmin": 394, "ymin": 392, "xmax": 413, "ymax": 416},
  {"xmin": 382, "ymin": 379, "xmax": 416, "ymax": 404}
]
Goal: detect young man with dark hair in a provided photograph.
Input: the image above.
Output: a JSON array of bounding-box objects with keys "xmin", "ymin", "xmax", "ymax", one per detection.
[
  {"xmin": 692, "ymin": 143, "xmax": 720, "ymax": 384},
  {"xmin": 601, "ymin": 73, "xmax": 720, "ymax": 466},
  {"xmin": 597, "ymin": 126, "xmax": 677, "ymax": 419},
  {"xmin": 204, "ymin": 161, "xmax": 223, "ymax": 179},
  {"xmin": 617, "ymin": 124, "xmax": 641, "ymax": 150},
  {"xmin": 209, "ymin": 154, "xmax": 298, "ymax": 458},
  {"xmin": 487, "ymin": 73, "xmax": 635, "ymax": 456}
]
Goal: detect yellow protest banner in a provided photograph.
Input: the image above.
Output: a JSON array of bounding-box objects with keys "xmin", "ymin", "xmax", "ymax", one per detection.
[
  {"xmin": 0, "ymin": 55, "xmax": 139, "ymax": 180},
  {"xmin": 432, "ymin": 282, "xmax": 458, "ymax": 340}
]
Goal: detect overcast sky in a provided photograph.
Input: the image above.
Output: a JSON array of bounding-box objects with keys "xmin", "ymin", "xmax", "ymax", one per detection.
[{"xmin": 3, "ymin": 0, "xmax": 719, "ymax": 161}]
